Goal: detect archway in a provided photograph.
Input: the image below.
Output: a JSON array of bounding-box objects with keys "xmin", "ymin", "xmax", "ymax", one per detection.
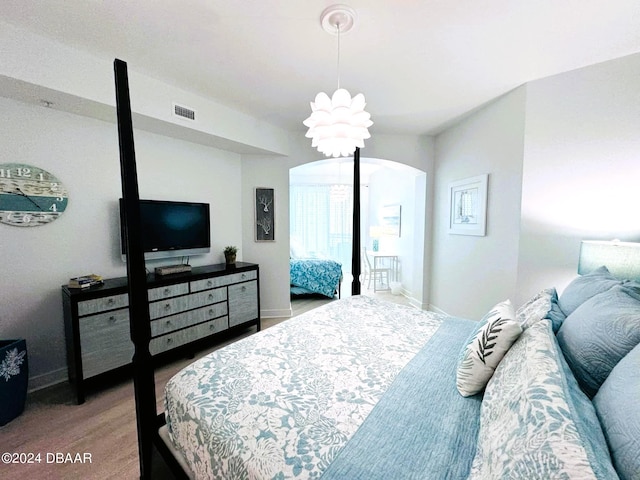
[{"xmin": 289, "ymin": 157, "xmax": 426, "ymax": 302}]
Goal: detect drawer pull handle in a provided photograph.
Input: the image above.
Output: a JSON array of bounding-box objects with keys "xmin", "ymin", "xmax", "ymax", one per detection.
[
  {"xmin": 108, "ymin": 298, "xmax": 114, "ymax": 305},
  {"xmin": 207, "ymin": 280, "xmax": 213, "ymax": 287},
  {"xmin": 241, "ymin": 273, "xmax": 246, "ymax": 279},
  {"xmin": 208, "ymin": 309, "xmax": 214, "ymax": 316},
  {"xmin": 166, "ymin": 338, "xmax": 173, "ymax": 344},
  {"xmin": 210, "ymin": 324, "xmax": 215, "ymax": 330},
  {"xmin": 166, "ymin": 320, "xmax": 172, "ymax": 326},
  {"xmin": 164, "ymin": 288, "xmax": 171, "ymax": 296},
  {"xmin": 108, "ymin": 316, "xmax": 116, "ymax": 323},
  {"xmin": 164, "ymin": 303, "xmax": 171, "ymax": 311},
  {"xmin": 208, "ymin": 294, "xmax": 214, "ymax": 300},
  {"xmin": 242, "ymin": 286, "xmax": 247, "ymax": 292}
]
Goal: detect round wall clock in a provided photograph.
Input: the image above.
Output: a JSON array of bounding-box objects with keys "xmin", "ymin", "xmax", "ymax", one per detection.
[{"xmin": 0, "ymin": 163, "xmax": 69, "ymax": 227}]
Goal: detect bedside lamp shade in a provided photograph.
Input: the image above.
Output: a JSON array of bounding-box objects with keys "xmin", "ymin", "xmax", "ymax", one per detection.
[
  {"xmin": 369, "ymin": 226, "xmax": 383, "ymax": 252},
  {"xmin": 578, "ymin": 240, "xmax": 640, "ymax": 281}
]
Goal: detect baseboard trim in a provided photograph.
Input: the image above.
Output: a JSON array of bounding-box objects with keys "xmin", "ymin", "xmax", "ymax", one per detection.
[
  {"xmin": 28, "ymin": 367, "xmax": 67, "ymax": 392},
  {"xmin": 261, "ymin": 308, "xmax": 293, "ymax": 319},
  {"xmin": 427, "ymin": 304, "xmax": 449, "ymax": 316}
]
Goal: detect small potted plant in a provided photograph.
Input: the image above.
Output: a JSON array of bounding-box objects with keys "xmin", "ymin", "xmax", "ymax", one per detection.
[{"xmin": 224, "ymin": 246, "xmax": 237, "ymax": 265}]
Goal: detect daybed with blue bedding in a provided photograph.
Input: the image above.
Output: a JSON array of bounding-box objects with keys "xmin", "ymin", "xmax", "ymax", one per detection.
[
  {"xmin": 162, "ymin": 265, "xmax": 640, "ymax": 479},
  {"xmin": 290, "ymin": 258, "xmax": 343, "ymax": 298}
]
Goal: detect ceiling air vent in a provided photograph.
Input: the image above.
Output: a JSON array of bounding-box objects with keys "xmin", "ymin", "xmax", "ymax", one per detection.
[{"xmin": 173, "ymin": 103, "xmax": 196, "ymax": 121}]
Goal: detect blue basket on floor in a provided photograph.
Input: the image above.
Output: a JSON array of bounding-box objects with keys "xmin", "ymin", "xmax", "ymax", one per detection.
[{"xmin": 0, "ymin": 339, "xmax": 28, "ymax": 426}]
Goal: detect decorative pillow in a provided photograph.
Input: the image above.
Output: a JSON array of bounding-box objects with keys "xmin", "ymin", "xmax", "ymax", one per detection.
[
  {"xmin": 544, "ymin": 291, "xmax": 566, "ymax": 333},
  {"xmin": 468, "ymin": 320, "xmax": 619, "ymax": 479},
  {"xmin": 594, "ymin": 343, "xmax": 640, "ymax": 480},
  {"xmin": 557, "ymin": 265, "xmax": 621, "ymax": 317},
  {"xmin": 516, "ymin": 287, "xmax": 564, "ymax": 331},
  {"xmin": 556, "ymin": 283, "xmax": 640, "ymax": 397},
  {"xmin": 456, "ymin": 300, "xmax": 522, "ymax": 397}
]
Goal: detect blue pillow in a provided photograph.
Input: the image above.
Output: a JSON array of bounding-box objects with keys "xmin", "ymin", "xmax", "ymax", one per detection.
[
  {"xmin": 556, "ymin": 283, "xmax": 640, "ymax": 397},
  {"xmin": 558, "ymin": 266, "xmax": 621, "ymax": 317},
  {"xmin": 593, "ymin": 343, "xmax": 640, "ymax": 480},
  {"xmin": 545, "ymin": 288, "xmax": 566, "ymax": 332}
]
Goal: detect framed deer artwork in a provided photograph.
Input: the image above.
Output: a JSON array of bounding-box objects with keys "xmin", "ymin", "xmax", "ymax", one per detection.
[{"xmin": 254, "ymin": 187, "xmax": 275, "ymax": 241}]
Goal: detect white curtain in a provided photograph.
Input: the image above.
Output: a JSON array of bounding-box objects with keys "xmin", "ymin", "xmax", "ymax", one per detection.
[{"xmin": 290, "ymin": 184, "xmax": 353, "ymax": 270}]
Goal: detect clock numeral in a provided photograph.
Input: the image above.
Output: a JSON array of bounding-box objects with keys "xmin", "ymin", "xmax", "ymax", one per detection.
[
  {"xmin": 56, "ymin": 195, "xmax": 64, "ymax": 202},
  {"xmin": 38, "ymin": 173, "xmax": 45, "ymax": 181},
  {"xmin": 0, "ymin": 168, "xmax": 10, "ymax": 178},
  {"xmin": 17, "ymin": 168, "xmax": 32, "ymax": 178},
  {"xmin": 9, "ymin": 213, "xmax": 33, "ymax": 223},
  {"xmin": 50, "ymin": 203, "xmax": 58, "ymax": 213},
  {"xmin": 50, "ymin": 182, "xmax": 59, "ymax": 192}
]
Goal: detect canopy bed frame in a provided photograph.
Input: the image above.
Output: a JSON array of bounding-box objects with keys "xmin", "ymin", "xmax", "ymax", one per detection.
[
  {"xmin": 113, "ymin": 58, "xmax": 362, "ymax": 478},
  {"xmin": 115, "ymin": 59, "xmax": 635, "ymax": 480}
]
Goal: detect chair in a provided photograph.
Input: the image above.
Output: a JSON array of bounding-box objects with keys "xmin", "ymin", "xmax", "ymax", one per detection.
[{"xmin": 363, "ymin": 248, "xmax": 391, "ymax": 291}]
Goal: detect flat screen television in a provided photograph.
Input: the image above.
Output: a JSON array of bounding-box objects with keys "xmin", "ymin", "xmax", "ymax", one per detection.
[{"xmin": 119, "ymin": 199, "xmax": 210, "ymax": 261}]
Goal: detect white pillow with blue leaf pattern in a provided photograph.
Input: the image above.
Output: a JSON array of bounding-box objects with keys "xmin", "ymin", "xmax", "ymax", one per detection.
[
  {"xmin": 469, "ymin": 320, "xmax": 619, "ymax": 479},
  {"xmin": 516, "ymin": 287, "xmax": 565, "ymax": 332},
  {"xmin": 456, "ymin": 300, "xmax": 522, "ymax": 397}
]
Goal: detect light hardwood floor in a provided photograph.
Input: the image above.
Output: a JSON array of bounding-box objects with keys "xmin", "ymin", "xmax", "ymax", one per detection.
[{"xmin": 0, "ymin": 290, "xmax": 409, "ymax": 479}]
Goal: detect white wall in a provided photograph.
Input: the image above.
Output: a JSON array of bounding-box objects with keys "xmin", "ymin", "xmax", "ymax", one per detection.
[
  {"xmin": 430, "ymin": 52, "xmax": 640, "ymax": 319},
  {"xmin": 516, "ymin": 53, "xmax": 640, "ymax": 304},
  {"xmin": 0, "ymin": 20, "xmax": 290, "ymax": 156},
  {"xmin": 431, "ymin": 87, "xmax": 526, "ymax": 319},
  {"xmin": 367, "ymin": 165, "xmax": 426, "ymax": 304},
  {"xmin": 241, "ymin": 154, "xmax": 293, "ymax": 318},
  {"xmin": 0, "ymin": 96, "xmax": 243, "ymax": 389}
]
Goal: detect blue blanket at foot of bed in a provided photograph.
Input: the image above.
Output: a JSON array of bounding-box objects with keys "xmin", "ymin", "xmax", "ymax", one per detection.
[{"xmin": 320, "ymin": 317, "xmax": 482, "ymax": 480}]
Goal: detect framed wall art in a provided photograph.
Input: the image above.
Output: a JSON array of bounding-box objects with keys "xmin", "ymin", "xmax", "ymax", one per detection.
[
  {"xmin": 381, "ymin": 204, "xmax": 401, "ymax": 237},
  {"xmin": 255, "ymin": 187, "xmax": 275, "ymax": 241},
  {"xmin": 448, "ymin": 174, "xmax": 488, "ymax": 236}
]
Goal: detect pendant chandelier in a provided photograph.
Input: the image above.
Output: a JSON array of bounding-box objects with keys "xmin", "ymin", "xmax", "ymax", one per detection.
[
  {"xmin": 330, "ymin": 160, "xmax": 349, "ymax": 201},
  {"xmin": 303, "ymin": 5, "xmax": 373, "ymax": 158}
]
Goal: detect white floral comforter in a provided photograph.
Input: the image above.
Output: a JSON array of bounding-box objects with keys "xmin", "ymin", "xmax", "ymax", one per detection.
[{"xmin": 164, "ymin": 295, "xmax": 446, "ymax": 479}]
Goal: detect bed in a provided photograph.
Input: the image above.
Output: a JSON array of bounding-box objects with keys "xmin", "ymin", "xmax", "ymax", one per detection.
[
  {"xmin": 113, "ymin": 60, "xmax": 638, "ymax": 479},
  {"xmin": 164, "ymin": 295, "xmax": 479, "ymax": 478},
  {"xmin": 161, "ymin": 265, "xmax": 640, "ymax": 479},
  {"xmin": 289, "ymin": 258, "xmax": 342, "ymax": 298}
]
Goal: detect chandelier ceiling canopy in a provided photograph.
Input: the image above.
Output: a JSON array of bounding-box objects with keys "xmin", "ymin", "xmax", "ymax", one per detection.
[{"xmin": 303, "ymin": 5, "xmax": 373, "ymax": 158}]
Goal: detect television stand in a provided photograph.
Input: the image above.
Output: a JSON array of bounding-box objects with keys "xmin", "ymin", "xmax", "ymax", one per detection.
[
  {"xmin": 155, "ymin": 264, "xmax": 192, "ymax": 275},
  {"xmin": 61, "ymin": 262, "xmax": 260, "ymax": 403}
]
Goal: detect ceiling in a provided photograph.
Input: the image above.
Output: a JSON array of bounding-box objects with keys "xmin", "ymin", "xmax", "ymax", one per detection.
[{"xmin": 2, "ymin": 1, "xmax": 640, "ymax": 136}]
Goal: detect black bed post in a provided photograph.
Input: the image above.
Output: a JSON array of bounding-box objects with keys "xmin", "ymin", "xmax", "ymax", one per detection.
[
  {"xmin": 351, "ymin": 147, "xmax": 361, "ymax": 295},
  {"xmin": 113, "ymin": 58, "xmax": 157, "ymax": 480}
]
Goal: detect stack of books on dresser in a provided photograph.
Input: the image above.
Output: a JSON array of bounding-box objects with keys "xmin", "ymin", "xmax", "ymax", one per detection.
[{"xmin": 67, "ymin": 274, "xmax": 104, "ymax": 289}]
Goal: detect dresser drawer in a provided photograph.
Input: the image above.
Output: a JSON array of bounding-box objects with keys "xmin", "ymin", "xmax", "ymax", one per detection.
[
  {"xmin": 150, "ymin": 302, "xmax": 228, "ymax": 337},
  {"xmin": 78, "ymin": 293, "xmax": 128, "ymax": 317},
  {"xmin": 229, "ymin": 280, "xmax": 258, "ymax": 327},
  {"xmin": 79, "ymin": 309, "xmax": 134, "ymax": 378},
  {"xmin": 147, "ymin": 282, "xmax": 189, "ymax": 302},
  {"xmin": 148, "ymin": 288, "xmax": 226, "ymax": 320},
  {"xmin": 150, "ymin": 316, "xmax": 229, "ymax": 355},
  {"xmin": 191, "ymin": 270, "xmax": 257, "ymax": 291}
]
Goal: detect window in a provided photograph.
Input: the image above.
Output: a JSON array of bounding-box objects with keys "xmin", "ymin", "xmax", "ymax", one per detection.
[{"xmin": 290, "ymin": 184, "xmax": 353, "ymax": 269}]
